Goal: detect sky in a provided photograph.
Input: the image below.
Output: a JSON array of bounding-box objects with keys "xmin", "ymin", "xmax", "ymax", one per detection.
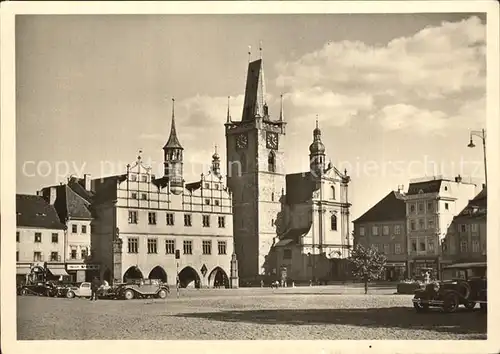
[{"xmin": 16, "ymin": 13, "xmax": 487, "ymax": 221}]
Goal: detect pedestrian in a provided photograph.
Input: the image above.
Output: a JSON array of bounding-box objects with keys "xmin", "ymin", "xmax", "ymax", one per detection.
[{"xmin": 91, "ymin": 276, "xmax": 100, "ymax": 301}]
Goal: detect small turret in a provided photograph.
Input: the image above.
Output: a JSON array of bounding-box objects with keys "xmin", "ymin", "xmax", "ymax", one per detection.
[
  {"xmin": 163, "ymin": 98, "xmax": 184, "ymax": 195},
  {"xmin": 211, "ymin": 145, "xmax": 221, "ymax": 176}
]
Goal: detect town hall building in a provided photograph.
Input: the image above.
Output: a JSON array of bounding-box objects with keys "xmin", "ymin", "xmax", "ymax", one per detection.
[{"xmin": 225, "ymin": 54, "xmax": 352, "ymax": 284}]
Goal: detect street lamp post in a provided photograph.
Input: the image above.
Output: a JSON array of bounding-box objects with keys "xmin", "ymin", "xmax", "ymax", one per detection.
[{"xmin": 468, "ymin": 129, "xmax": 487, "ymax": 187}]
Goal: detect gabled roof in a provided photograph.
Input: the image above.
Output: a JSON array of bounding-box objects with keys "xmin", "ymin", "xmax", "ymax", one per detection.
[
  {"xmin": 16, "ymin": 194, "xmax": 66, "ymax": 230},
  {"xmin": 353, "ymin": 191, "xmax": 406, "ymax": 223},
  {"xmin": 68, "ymin": 178, "xmax": 94, "ymax": 203},
  {"xmin": 455, "ymin": 187, "xmax": 487, "ymax": 220},
  {"xmin": 40, "ymin": 184, "xmax": 92, "ymax": 222}
]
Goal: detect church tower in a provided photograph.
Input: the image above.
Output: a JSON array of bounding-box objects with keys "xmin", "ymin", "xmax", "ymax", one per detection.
[
  {"xmin": 309, "ymin": 117, "xmax": 326, "ymax": 180},
  {"xmin": 163, "ymin": 98, "xmax": 184, "ymax": 195},
  {"xmin": 225, "ymin": 47, "xmax": 286, "ymax": 281}
]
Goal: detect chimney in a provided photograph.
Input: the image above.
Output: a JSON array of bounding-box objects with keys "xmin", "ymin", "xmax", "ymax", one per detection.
[
  {"xmin": 49, "ymin": 187, "xmax": 57, "ymax": 205},
  {"xmin": 455, "ymin": 174, "xmax": 462, "ymax": 183},
  {"xmin": 84, "ymin": 174, "xmax": 92, "ymax": 191},
  {"xmin": 36, "ymin": 190, "xmax": 43, "ymax": 197}
]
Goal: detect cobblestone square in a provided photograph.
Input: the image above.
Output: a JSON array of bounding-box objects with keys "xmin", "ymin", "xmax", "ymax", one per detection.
[{"xmin": 17, "ymin": 285, "xmax": 487, "ymax": 340}]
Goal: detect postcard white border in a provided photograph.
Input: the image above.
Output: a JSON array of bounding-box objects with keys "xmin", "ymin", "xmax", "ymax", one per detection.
[{"xmin": 1, "ymin": 1, "xmax": 499, "ymax": 354}]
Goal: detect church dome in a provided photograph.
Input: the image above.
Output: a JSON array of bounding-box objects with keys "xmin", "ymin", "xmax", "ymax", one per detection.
[
  {"xmin": 309, "ymin": 140, "xmax": 325, "ymax": 154},
  {"xmin": 212, "ymin": 151, "xmax": 220, "ymax": 160}
]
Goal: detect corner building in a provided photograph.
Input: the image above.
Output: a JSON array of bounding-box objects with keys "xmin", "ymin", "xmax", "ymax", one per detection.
[
  {"xmin": 91, "ymin": 101, "xmax": 234, "ymax": 288},
  {"xmin": 226, "ymin": 57, "xmax": 352, "ymax": 283}
]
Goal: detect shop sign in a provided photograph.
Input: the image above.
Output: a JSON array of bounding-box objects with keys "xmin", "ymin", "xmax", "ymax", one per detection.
[
  {"xmin": 66, "ymin": 264, "xmax": 100, "ymax": 271},
  {"xmin": 386, "ymin": 262, "xmax": 406, "ymax": 267}
]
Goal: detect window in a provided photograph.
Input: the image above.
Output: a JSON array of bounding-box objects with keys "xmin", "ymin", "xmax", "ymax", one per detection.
[
  {"xmin": 410, "ymin": 221, "xmax": 416, "ymax": 231},
  {"xmin": 16, "ymin": 251, "xmax": 19, "ymax": 262},
  {"xmin": 183, "ymin": 214, "xmax": 191, "ymax": 227},
  {"xmin": 418, "ymin": 203, "xmax": 424, "ymax": 212},
  {"xmin": 427, "ymin": 202, "xmax": 434, "ymax": 212},
  {"xmin": 460, "ymin": 224, "xmax": 467, "ymax": 233},
  {"xmin": 128, "ymin": 238, "xmax": 139, "ymax": 253},
  {"xmin": 418, "ymin": 219, "xmax": 425, "ymax": 230},
  {"xmin": 148, "ymin": 212, "xmax": 157, "ymax": 225},
  {"xmin": 271, "ymin": 219, "xmax": 275, "ymax": 227},
  {"xmin": 271, "ymin": 192, "xmax": 275, "ymax": 202},
  {"xmin": 394, "ymin": 225, "xmax": 401, "ymax": 235},
  {"xmin": 204, "ymin": 183, "xmax": 210, "ymax": 189},
  {"xmin": 372, "ymin": 244, "xmax": 379, "ymax": 251},
  {"xmin": 382, "ymin": 226, "xmax": 389, "ymax": 236},
  {"xmin": 203, "ymin": 215, "xmax": 210, "ymax": 227},
  {"xmin": 16, "ymin": 231, "xmax": 20, "ymax": 242},
  {"xmin": 81, "ymin": 248, "xmax": 88, "ymax": 259},
  {"xmin": 427, "ymin": 219, "xmax": 434, "ymax": 229},
  {"xmin": 372, "ymin": 226, "xmax": 379, "ymax": 236},
  {"xmin": 283, "ymin": 249, "xmax": 292, "ymax": 259},
  {"xmin": 72, "ymin": 224, "xmax": 78, "ymax": 233},
  {"xmin": 331, "ymin": 215, "xmax": 337, "ymax": 231},
  {"xmin": 394, "ymin": 243, "xmax": 401, "ymax": 254},
  {"xmin": 215, "ymin": 184, "xmax": 219, "ymax": 190},
  {"xmin": 166, "ymin": 213, "xmax": 175, "ymax": 226},
  {"xmin": 141, "ymin": 193, "xmax": 148, "ymax": 200},
  {"xmin": 130, "ymin": 174, "xmax": 137, "ymax": 182},
  {"xmin": 128, "ymin": 211, "xmax": 138, "ymax": 224},
  {"xmin": 471, "ymin": 223, "xmax": 478, "ymax": 232},
  {"xmin": 147, "ymin": 239, "xmax": 158, "ymax": 254},
  {"xmin": 141, "ymin": 175, "xmax": 148, "ymax": 182},
  {"xmin": 50, "ymin": 252, "xmax": 59, "ymax": 261},
  {"xmin": 428, "ymin": 240, "xmax": 434, "ymax": 252},
  {"xmin": 183, "ymin": 240, "xmax": 193, "ymax": 255},
  {"xmin": 81, "ymin": 225, "xmax": 87, "ymax": 234},
  {"xmin": 383, "ymin": 244, "xmax": 390, "ymax": 254},
  {"xmin": 460, "ymin": 240, "xmax": 468, "ymax": 253},
  {"xmin": 411, "ymin": 240, "xmax": 417, "ymax": 252},
  {"xmin": 445, "ymin": 203, "xmax": 449, "ymax": 210},
  {"xmin": 268, "ymin": 151, "xmax": 276, "ymax": 172},
  {"xmin": 70, "ymin": 249, "xmax": 77, "ymax": 260},
  {"xmin": 214, "ymin": 200, "xmax": 220, "ymax": 206},
  {"xmin": 131, "ymin": 192, "xmax": 138, "ymax": 199},
  {"xmin": 205, "ymin": 199, "xmax": 210, "ymax": 205},
  {"xmin": 331, "ymin": 186, "xmax": 336, "ymax": 200},
  {"xmin": 359, "ymin": 227, "xmax": 365, "ymax": 236},
  {"xmin": 472, "ymin": 240, "xmax": 480, "ymax": 253},
  {"xmin": 218, "ymin": 241, "xmax": 227, "ymax": 255},
  {"xmin": 33, "ymin": 252, "xmax": 42, "ymax": 262},
  {"xmin": 409, "ymin": 204, "xmax": 415, "ymax": 213},
  {"xmin": 202, "ymin": 240, "xmax": 212, "ymax": 255},
  {"xmin": 165, "ymin": 240, "xmax": 175, "ymax": 254},
  {"xmin": 419, "ymin": 242, "xmax": 426, "ymax": 251},
  {"xmin": 34, "ymin": 232, "xmax": 42, "ymax": 243},
  {"xmin": 218, "ymin": 216, "xmax": 225, "ymax": 228}
]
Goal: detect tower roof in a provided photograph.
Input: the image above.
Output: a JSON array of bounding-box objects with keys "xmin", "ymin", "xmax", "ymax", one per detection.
[
  {"xmin": 309, "ymin": 117, "xmax": 325, "ymax": 154},
  {"xmin": 163, "ymin": 98, "xmax": 183, "ymax": 150},
  {"xmin": 242, "ymin": 58, "xmax": 266, "ymax": 121}
]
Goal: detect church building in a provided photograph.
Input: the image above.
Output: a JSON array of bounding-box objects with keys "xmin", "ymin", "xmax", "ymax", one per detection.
[{"xmin": 225, "ymin": 52, "xmax": 352, "ymax": 284}]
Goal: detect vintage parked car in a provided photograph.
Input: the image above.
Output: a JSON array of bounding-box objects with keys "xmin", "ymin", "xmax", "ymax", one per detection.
[
  {"xmin": 18, "ymin": 281, "xmax": 59, "ymax": 297},
  {"xmin": 115, "ymin": 279, "xmax": 170, "ymax": 300},
  {"xmin": 412, "ymin": 262, "xmax": 487, "ymax": 313},
  {"xmin": 63, "ymin": 282, "xmax": 93, "ymax": 299}
]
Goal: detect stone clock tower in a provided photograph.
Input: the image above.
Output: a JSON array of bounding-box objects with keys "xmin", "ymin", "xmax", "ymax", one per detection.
[{"xmin": 225, "ymin": 56, "xmax": 286, "ymax": 281}]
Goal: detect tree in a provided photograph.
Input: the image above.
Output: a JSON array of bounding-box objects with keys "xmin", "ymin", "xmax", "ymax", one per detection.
[{"xmin": 349, "ymin": 244, "xmax": 387, "ymax": 294}]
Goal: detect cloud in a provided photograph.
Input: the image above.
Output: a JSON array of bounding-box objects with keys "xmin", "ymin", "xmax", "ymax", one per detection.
[{"xmin": 274, "ymin": 16, "xmax": 486, "ymax": 132}]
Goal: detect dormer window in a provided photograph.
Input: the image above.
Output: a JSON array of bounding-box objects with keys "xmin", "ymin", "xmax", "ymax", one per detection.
[{"xmin": 418, "ymin": 189, "xmax": 424, "ymax": 194}]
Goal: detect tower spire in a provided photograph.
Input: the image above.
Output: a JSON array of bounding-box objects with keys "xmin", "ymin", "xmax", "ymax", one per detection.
[
  {"xmin": 226, "ymin": 96, "xmax": 231, "ymax": 123},
  {"xmin": 163, "ymin": 97, "xmax": 183, "ymax": 150},
  {"xmin": 279, "ymin": 94, "xmax": 284, "ymax": 121},
  {"xmin": 248, "ymin": 45, "xmax": 252, "ymax": 63}
]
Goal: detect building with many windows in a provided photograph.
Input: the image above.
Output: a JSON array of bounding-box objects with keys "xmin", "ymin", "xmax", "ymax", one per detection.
[
  {"xmin": 38, "ymin": 176, "xmax": 99, "ymax": 282},
  {"xmin": 353, "ymin": 190, "xmax": 407, "ymax": 281},
  {"xmin": 442, "ymin": 186, "xmax": 487, "ymax": 264},
  {"xmin": 405, "ymin": 176, "xmax": 477, "ymax": 278},
  {"xmin": 225, "ymin": 55, "xmax": 351, "ymax": 284},
  {"xmin": 16, "ymin": 194, "xmax": 67, "ymax": 284},
  {"xmin": 90, "ymin": 101, "xmax": 234, "ymax": 288}
]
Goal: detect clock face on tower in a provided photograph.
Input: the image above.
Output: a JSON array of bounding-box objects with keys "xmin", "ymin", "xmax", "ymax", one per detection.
[
  {"xmin": 236, "ymin": 133, "xmax": 248, "ymax": 150},
  {"xmin": 266, "ymin": 132, "xmax": 279, "ymax": 150}
]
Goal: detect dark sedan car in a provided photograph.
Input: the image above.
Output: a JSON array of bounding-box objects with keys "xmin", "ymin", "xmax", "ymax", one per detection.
[{"xmin": 412, "ymin": 262, "xmax": 487, "ymax": 313}]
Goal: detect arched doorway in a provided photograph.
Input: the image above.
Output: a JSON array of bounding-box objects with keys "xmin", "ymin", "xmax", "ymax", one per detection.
[
  {"xmin": 123, "ymin": 266, "xmax": 144, "ymax": 283},
  {"xmin": 148, "ymin": 266, "xmax": 168, "ymax": 283},
  {"xmin": 208, "ymin": 267, "xmax": 229, "ymax": 288},
  {"xmin": 178, "ymin": 266, "xmax": 200, "ymax": 288}
]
